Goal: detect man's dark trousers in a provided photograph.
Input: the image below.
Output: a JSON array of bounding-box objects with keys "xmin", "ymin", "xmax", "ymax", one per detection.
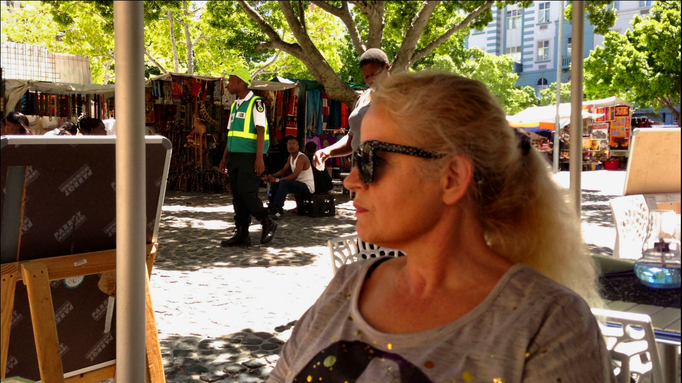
[{"xmin": 228, "ymin": 152, "xmax": 269, "ymax": 226}]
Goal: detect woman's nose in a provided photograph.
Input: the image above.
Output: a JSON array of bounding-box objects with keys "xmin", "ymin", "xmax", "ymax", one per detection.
[{"xmin": 343, "ymin": 165, "xmax": 364, "ymax": 191}]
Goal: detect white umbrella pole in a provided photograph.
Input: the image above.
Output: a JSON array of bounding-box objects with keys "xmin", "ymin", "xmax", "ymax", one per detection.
[
  {"xmin": 114, "ymin": 1, "xmax": 147, "ymax": 380},
  {"xmin": 553, "ymin": 0, "xmax": 564, "ymax": 173},
  {"xmin": 570, "ymin": 1, "xmax": 584, "ymax": 215}
]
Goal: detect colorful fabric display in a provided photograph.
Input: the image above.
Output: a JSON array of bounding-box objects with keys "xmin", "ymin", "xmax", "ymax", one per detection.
[
  {"xmin": 286, "ymin": 88, "xmax": 298, "ymax": 137},
  {"xmin": 306, "ymin": 89, "xmax": 322, "ymax": 134},
  {"xmin": 329, "ymin": 100, "xmax": 342, "ymax": 128},
  {"xmin": 341, "ymin": 102, "xmax": 349, "ymax": 129},
  {"xmin": 171, "ymin": 75, "xmax": 183, "ymax": 99},
  {"xmin": 321, "ymin": 92, "xmax": 329, "ymax": 133}
]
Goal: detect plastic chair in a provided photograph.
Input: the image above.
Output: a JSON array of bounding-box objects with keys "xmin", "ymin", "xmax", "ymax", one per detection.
[
  {"xmin": 327, "ymin": 233, "xmax": 401, "ymax": 275},
  {"xmin": 591, "ymin": 308, "xmax": 664, "ymax": 383},
  {"xmin": 609, "ymin": 195, "xmax": 649, "ymax": 260}
]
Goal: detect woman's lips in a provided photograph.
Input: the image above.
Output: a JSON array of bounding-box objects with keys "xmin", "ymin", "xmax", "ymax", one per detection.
[{"xmin": 353, "ymin": 202, "xmax": 368, "ymax": 213}]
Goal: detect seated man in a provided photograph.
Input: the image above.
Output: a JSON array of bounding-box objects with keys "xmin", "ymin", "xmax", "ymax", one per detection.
[
  {"xmin": 267, "ymin": 136, "xmax": 315, "ymax": 219},
  {"xmin": 305, "ymin": 141, "xmax": 334, "ymax": 194}
]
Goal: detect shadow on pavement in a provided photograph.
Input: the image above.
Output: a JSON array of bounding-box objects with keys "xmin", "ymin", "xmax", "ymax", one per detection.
[
  {"xmin": 581, "ymin": 190, "xmax": 618, "ymax": 229},
  {"xmin": 161, "ymin": 323, "xmax": 295, "ymax": 382},
  {"xmin": 153, "ymin": 189, "xmax": 358, "ymax": 272}
]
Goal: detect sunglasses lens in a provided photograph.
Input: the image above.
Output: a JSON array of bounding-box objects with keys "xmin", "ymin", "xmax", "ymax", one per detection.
[{"xmin": 361, "ymin": 143, "xmax": 373, "ymax": 184}]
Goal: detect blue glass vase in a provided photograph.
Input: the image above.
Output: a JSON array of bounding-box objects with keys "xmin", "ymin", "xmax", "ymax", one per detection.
[{"xmin": 634, "ymin": 210, "xmax": 681, "ymax": 289}]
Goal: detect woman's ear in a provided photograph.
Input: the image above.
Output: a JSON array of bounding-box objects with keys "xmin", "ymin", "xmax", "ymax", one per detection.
[{"xmin": 441, "ymin": 155, "xmax": 474, "ymax": 206}]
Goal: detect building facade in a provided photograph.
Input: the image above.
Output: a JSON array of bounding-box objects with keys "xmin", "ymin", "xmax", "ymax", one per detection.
[{"xmin": 466, "ymin": 1, "xmax": 678, "ymax": 125}]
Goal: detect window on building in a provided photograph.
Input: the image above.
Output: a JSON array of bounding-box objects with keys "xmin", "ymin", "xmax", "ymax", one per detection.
[
  {"xmin": 639, "ymin": 1, "xmax": 652, "ymax": 7},
  {"xmin": 507, "ymin": 9, "xmax": 522, "ymax": 30},
  {"xmin": 505, "ymin": 46, "xmax": 522, "ymax": 63},
  {"xmin": 607, "ymin": 1, "xmax": 620, "ymax": 11},
  {"xmin": 537, "ymin": 78, "xmax": 549, "ymax": 93},
  {"xmin": 567, "ymin": 37, "xmax": 572, "ymax": 57},
  {"xmin": 538, "ymin": 2, "xmax": 551, "ymax": 23},
  {"xmin": 537, "ymin": 40, "xmax": 550, "ymax": 61}
]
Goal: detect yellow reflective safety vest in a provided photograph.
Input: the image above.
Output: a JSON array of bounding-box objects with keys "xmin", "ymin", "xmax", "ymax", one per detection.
[{"xmin": 227, "ymin": 96, "xmax": 269, "ymax": 153}]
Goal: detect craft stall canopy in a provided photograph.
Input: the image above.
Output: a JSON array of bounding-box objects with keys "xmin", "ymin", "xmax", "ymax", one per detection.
[
  {"xmin": 507, "ymin": 102, "xmax": 604, "ymax": 132},
  {"xmin": 3, "ymin": 79, "xmax": 115, "ymax": 116},
  {"xmin": 2, "ymin": 79, "xmax": 116, "ymax": 134}
]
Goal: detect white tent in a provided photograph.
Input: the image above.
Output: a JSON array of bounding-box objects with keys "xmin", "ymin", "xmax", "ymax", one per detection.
[{"xmin": 508, "ymin": 102, "xmax": 605, "ymax": 127}]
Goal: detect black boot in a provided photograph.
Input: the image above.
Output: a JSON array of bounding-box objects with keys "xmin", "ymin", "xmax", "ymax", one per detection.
[
  {"xmin": 260, "ymin": 215, "xmax": 278, "ymax": 244},
  {"xmin": 221, "ymin": 225, "xmax": 251, "ymax": 247},
  {"xmin": 269, "ymin": 206, "xmax": 284, "ymax": 220}
]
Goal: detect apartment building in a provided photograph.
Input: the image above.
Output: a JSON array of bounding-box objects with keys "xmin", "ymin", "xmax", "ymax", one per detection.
[{"xmin": 465, "ymin": 1, "xmax": 678, "ymax": 125}]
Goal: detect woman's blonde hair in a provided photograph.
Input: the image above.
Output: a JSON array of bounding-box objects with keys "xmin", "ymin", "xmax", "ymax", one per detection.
[{"xmin": 371, "ymin": 71, "xmax": 602, "ymax": 307}]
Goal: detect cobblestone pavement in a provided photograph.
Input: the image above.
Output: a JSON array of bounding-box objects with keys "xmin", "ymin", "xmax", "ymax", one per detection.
[{"xmin": 151, "ymin": 171, "xmax": 627, "ymax": 382}]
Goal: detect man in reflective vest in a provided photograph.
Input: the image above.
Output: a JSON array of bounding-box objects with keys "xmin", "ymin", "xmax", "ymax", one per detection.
[{"xmin": 219, "ymin": 68, "xmax": 277, "ymax": 246}]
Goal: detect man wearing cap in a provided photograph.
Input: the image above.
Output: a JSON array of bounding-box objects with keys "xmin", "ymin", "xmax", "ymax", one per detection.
[{"xmin": 219, "ymin": 68, "xmax": 277, "ymax": 246}]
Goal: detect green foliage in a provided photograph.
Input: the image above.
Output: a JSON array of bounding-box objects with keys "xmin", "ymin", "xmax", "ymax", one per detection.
[
  {"xmin": 453, "ymin": 48, "xmax": 537, "ymax": 114},
  {"xmin": 539, "ymin": 81, "xmax": 572, "ymax": 106},
  {"xmin": 2, "ymin": 1, "xmax": 115, "ymax": 83},
  {"xmin": 584, "ymin": 1, "xmax": 681, "ymax": 115},
  {"xmin": 565, "ymin": 1, "xmax": 617, "ymax": 36}
]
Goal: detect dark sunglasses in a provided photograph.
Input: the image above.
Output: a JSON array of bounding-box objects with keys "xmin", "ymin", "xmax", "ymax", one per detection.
[{"xmin": 352, "ymin": 140, "xmax": 445, "ymax": 185}]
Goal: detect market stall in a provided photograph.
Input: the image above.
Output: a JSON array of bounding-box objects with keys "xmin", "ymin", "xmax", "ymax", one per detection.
[
  {"xmin": 583, "ymin": 97, "xmax": 632, "ymax": 170},
  {"xmin": 508, "ymin": 96, "xmax": 632, "ymax": 170},
  {"xmin": 145, "ymin": 73, "xmax": 301, "ymax": 192},
  {"xmin": 2, "ymin": 78, "xmax": 116, "ymax": 133}
]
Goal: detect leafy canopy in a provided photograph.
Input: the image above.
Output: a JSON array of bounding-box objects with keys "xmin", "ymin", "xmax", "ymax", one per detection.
[{"xmin": 584, "ymin": 0, "xmax": 681, "ymax": 123}]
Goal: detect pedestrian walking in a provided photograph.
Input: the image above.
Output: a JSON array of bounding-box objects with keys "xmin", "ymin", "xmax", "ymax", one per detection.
[{"xmin": 219, "ymin": 68, "xmax": 277, "ymax": 246}]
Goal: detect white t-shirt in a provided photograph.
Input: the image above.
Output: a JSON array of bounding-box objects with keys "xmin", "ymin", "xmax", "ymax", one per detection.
[
  {"xmin": 290, "ymin": 152, "xmax": 315, "ymax": 194},
  {"xmin": 226, "ymin": 91, "xmax": 267, "ymax": 131},
  {"xmin": 268, "ymin": 258, "xmax": 614, "ymax": 383}
]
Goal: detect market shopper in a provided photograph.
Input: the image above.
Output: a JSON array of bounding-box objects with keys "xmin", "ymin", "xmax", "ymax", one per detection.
[
  {"xmin": 266, "ymin": 136, "xmax": 315, "ymax": 220},
  {"xmin": 44, "ymin": 121, "xmax": 78, "ymax": 136},
  {"xmin": 78, "ymin": 117, "xmax": 107, "ymax": 135},
  {"xmin": 219, "ymin": 68, "xmax": 277, "ymax": 247},
  {"xmin": 312, "ymin": 48, "xmax": 390, "ymax": 168},
  {"xmin": 268, "ymin": 71, "xmax": 613, "ymax": 382},
  {"xmin": 1, "ymin": 112, "xmax": 34, "ymax": 135}
]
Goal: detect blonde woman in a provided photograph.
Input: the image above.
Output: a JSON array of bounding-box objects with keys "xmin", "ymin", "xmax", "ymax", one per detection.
[{"xmin": 268, "ymin": 71, "xmax": 613, "ymax": 383}]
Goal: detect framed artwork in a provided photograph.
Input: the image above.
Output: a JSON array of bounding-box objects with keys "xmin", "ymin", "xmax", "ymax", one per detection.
[{"xmin": 615, "ymin": 106, "xmax": 629, "ymax": 116}]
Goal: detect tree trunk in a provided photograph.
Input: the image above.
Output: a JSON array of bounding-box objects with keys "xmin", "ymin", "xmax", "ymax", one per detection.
[
  {"xmin": 657, "ymin": 96, "xmax": 681, "ymax": 126},
  {"xmin": 183, "ymin": 1, "xmax": 194, "ymax": 74},
  {"xmin": 168, "ymin": 10, "xmax": 180, "ymax": 72},
  {"xmin": 239, "ymin": 1, "xmax": 360, "ymax": 109},
  {"xmin": 103, "ymin": 59, "xmax": 113, "ymax": 84}
]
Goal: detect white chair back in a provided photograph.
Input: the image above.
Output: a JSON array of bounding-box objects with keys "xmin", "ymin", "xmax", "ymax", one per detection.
[
  {"xmin": 591, "ymin": 308, "xmax": 664, "ymax": 383},
  {"xmin": 327, "ymin": 233, "xmax": 401, "ymax": 275},
  {"xmin": 609, "ymin": 195, "xmax": 649, "ymax": 260}
]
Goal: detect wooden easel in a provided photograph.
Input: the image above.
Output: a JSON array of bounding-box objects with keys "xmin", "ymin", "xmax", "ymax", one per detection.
[{"xmin": 1, "ymin": 244, "xmax": 166, "ymax": 383}]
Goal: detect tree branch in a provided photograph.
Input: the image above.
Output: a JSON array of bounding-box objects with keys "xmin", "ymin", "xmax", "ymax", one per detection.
[
  {"xmin": 352, "ymin": 0, "xmax": 385, "ymax": 49},
  {"xmin": 145, "ymin": 48, "xmax": 168, "ymax": 74},
  {"xmin": 252, "ymin": 50, "xmax": 282, "ymax": 78},
  {"xmin": 257, "ymin": 66, "xmax": 291, "ymax": 76},
  {"xmin": 391, "ymin": 1, "xmax": 439, "ymax": 71},
  {"xmin": 237, "ymin": 1, "xmax": 304, "ymax": 57},
  {"xmin": 192, "ymin": 32, "xmax": 205, "ymax": 46},
  {"xmin": 298, "ymin": 0, "xmax": 307, "ymax": 35},
  {"xmin": 411, "ymin": 0, "xmax": 495, "ymax": 65},
  {"xmin": 167, "ymin": 10, "xmax": 180, "ymax": 72},
  {"xmin": 93, "ymin": 54, "xmax": 115, "ymax": 60},
  {"xmin": 312, "ymin": 1, "xmax": 365, "ymax": 55}
]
